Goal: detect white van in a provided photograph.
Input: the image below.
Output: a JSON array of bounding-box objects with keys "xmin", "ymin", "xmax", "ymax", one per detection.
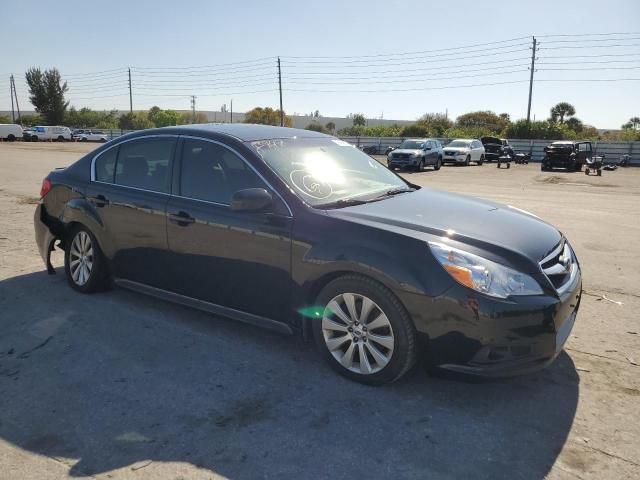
[
  {"xmin": 28, "ymin": 126, "xmax": 72, "ymax": 142},
  {"xmin": 0, "ymin": 124, "xmax": 24, "ymax": 141}
]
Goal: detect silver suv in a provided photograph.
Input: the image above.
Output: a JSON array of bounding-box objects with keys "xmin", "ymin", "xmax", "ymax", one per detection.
[{"xmin": 387, "ymin": 138, "xmax": 443, "ymax": 171}]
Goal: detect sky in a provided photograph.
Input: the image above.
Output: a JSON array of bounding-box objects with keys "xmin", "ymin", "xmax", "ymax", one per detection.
[{"xmin": 1, "ymin": 0, "xmax": 639, "ymax": 129}]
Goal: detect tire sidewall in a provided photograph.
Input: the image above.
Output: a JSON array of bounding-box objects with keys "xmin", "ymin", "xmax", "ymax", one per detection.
[{"xmin": 312, "ymin": 276, "xmax": 416, "ymax": 385}]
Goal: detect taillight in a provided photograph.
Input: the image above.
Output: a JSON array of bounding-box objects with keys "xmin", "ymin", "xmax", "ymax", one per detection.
[{"xmin": 40, "ymin": 178, "xmax": 52, "ymax": 198}]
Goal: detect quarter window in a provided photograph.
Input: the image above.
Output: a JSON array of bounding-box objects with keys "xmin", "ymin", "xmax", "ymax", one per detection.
[
  {"xmin": 180, "ymin": 139, "xmax": 266, "ymax": 204},
  {"xmin": 95, "ymin": 147, "xmax": 118, "ymax": 183},
  {"xmin": 114, "ymin": 138, "xmax": 175, "ymax": 193}
]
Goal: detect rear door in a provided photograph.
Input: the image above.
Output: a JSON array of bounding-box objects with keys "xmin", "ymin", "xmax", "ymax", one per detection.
[
  {"xmin": 165, "ymin": 136, "xmax": 293, "ymax": 322},
  {"xmin": 86, "ymin": 136, "xmax": 176, "ymax": 287}
]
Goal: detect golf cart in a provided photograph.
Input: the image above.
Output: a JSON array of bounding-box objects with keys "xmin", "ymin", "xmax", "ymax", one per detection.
[{"xmin": 584, "ymin": 155, "xmax": 603, "ymax": 176}]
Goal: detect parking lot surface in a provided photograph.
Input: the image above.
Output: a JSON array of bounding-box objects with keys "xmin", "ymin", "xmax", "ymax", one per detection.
[{"xmin": 1, "ymin": 142, "xmax": 639, "ymax": 479}]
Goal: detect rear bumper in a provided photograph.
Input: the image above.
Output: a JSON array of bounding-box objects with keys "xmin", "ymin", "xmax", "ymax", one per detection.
[
  {"xmin": 399, "ymin": 267, "xmax": 582, "ymax": 378},
  {"xmin": 34, "ymin": 204, "xmax": 57, "ymax": 274}
]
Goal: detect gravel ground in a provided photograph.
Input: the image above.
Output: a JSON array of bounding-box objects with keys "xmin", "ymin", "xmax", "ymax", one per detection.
[{"xmin": 0, "ymin": 142, "xmax": 639, "ymax": 479}]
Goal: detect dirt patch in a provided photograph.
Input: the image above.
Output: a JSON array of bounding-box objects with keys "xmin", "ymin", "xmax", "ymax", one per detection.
[
  {"xmin": 534, "ymin": 174, "xmax": 618, "ymax": 188},
  {"xmin": 17, "ymin": 196, "xmax": 40, "ymax": 205}
]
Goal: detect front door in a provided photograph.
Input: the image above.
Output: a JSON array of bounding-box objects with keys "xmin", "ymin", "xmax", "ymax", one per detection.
[
  {"xmin": 87, "ymin": 136, "xmax": 176, "ymax": 287},
  {"xmin": 165, "ymin": 137, "xmax": 293, "ymax": 322}
]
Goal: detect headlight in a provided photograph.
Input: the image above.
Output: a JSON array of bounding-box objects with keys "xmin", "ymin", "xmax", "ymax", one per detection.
[{"xmin": 428, "ymin": 242, "xmax": 543, "ymax": 298}]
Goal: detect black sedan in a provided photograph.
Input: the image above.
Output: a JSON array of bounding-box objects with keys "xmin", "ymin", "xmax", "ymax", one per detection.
[{"xmin": 34, "ymin": 124, "xmax": 581, "ymax": 385}]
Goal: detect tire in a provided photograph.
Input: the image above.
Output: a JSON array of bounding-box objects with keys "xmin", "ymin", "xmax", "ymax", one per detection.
[
  {"xmin": 81, "ymin": 137, "xmax": 87, "ymax": 142},
  {"xmin": 541, "ymin": 163, "xmax": 546, "ymax": 171},
  {"xmin": 434, "ymin": 157, "xmax": 441, "ymax": 171},
  {"xmin": 465, "ymin": 155, "xmax": 470, "ymax": 166},
  {"xmin": 418, "ymin": 158, "xmax": 425, "ymax": 172},
  {"xmin": 585, "ymin": 168, "xmax": 590, "ymax": 175},
  {"xmin": 597, "ymin": 169, "xmax": 602, "ymax": 176},
  {"xmin": 575, "ymin": 163, "xmax": 582, "ymax": 172},
  {"xmin": 57, "ymin": 136, "xmax": 64, "ymax": 142},
  {"xmin": 312, "ymin": 275, "xmax": 417, "ymax": 385},
  {"xmin": 507, "ymin": 163, "xmax": 510, "ymax": 169},
  {"xmin": 478, "ymin": 155, "xmax": 484, "ymax": 166},
  {"xmin": 7, "ymin": 134, "xmax": 16, "ymax": 141},
  {"xmin": 64, "ymin": 225, "xmax": 110, "ymax": 293},
  {"xmin": 31, "ymin": 135, "xmax": 38, "ymax": 142}
]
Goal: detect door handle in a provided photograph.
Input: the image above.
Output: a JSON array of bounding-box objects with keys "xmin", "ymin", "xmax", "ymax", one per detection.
[
  {"xmin": 90, "ymin": 194, "xmax": 109, "ymax": 207},
  {"xmin": 168, "ymin": 211, "xmax": 195, "ymax": 226}
]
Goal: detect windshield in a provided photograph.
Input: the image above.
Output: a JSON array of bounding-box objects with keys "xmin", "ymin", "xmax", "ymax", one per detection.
[
  {"xmin": 398, "ymin": 140, "xmax": 425, "ymax": 149},
  {"xmin": 251, "ymin": 137, "xmax": 408, "ymax": 207},
  {"xmin": 447, "ymin": 140, "xmax": 471, "ymax": 148}
]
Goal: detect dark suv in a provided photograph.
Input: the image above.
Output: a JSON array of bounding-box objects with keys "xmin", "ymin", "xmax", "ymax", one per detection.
[
  {"xmin": 542, "ymin": 141, "xmax": 592, "ymax": 172},
  {"xmin": 480, "ymin": 137, "xmax": 514, "ymax": 162}
]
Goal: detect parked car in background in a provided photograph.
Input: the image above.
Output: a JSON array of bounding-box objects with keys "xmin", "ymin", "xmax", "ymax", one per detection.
[
  {"xmin": 73, "ymin": 130, "xmax": 108, "ymax": 142},
  {"xmin": 387, "ymin": 138, "xmax": 443, "ymax": 171},
  {"xmin": 0, "ymin": 123, "xmax": 24, "ymax": 141},
  {"xmin": 442, "ymin": 139, "xmax": 485, "ymax": 166},
  {"xmin": 26, "ymin": 126, "xmax": 72, "ymax": 142},
  {"xmin": 480, "ymin": 137, "xmax": 514, "ymax": 162},
  {"xmin": 542, "ymin": 141, "xmax": 592, "ymax": 172},
  {"xmin": 34, "ymin": 124, "xmax": 581, "ymax": 385}
]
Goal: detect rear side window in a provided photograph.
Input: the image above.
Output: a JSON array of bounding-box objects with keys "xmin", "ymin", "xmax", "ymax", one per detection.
[
  {"xmin": 95, "ymin": 147, "xmax": 118, "ymax": 183},
  {"xmin": 115, "ymin": 138, "xmax": 175, "ymax": 193},
  {"xmin": 180, "ymin": 139, "xmax": 266, "ymax": 204}
]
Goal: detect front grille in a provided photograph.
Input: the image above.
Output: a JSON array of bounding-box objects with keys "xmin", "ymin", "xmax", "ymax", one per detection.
[
  {"xmin": 392, "ymin": 153, "xmax": 410, "ymax": 159},
  {"xmin": 540, "ymin": 240, "xmax": 576, "ymax": 294},
  {"xmin": 444, "ymin": 151, "xmax": 456, "ymax": 156}
]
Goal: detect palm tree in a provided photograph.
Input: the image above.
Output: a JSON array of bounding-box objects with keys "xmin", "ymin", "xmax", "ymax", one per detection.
[
  {"xmin": 630, "ymin": 117, "xmax": 640, "ymax": 130},
  {"xmin": 550, "ymin": 102, "xmax": 576, "ymax": 124}
]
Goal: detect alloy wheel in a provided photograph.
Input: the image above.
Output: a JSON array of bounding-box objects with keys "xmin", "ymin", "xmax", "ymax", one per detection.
[
  {"xmin": 69, "ymin": 231, "xmax": 94, "ymax": 286},
  {"xmin": 322, "ymin": 293, "xmax": 395, "ymax": 375}
]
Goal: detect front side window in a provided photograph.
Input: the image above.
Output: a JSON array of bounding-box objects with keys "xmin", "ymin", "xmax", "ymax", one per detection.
[
  {"xmin": 250, "ymin": 137, "xmax": 408, "ymax": 207},
  {"xmin": 94, "ymin": 147, "xmax": 118, "ymax": 183},
  {"xmin": 114, "ymin": 137, "xmax": 175, "ymax": 193},
  {"xmin": 180, "ymin": 139, "xmax": 266, "ymax": 204}
]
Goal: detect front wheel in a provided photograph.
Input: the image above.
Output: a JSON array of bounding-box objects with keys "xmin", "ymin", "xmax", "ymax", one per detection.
[
  {"xmin": 434, "ymin": 157, "xmax": 441, "ymax": 170},
  {"xmin": 418, "ymin": 159, "xmax": 425, "ymax": 172},
  {"xmin": 478, "ymin": 155, "xmax": 484, "ymax": 166},
  {"xmin": 465, "ymin": 155, "xmax": 470, "ymax": 166},
  {"xmin": 313, "ymin": 275, "xmax": 417, "ymax": 385},
  {"xmin": 64, "ymin": 225, "xmax": 110, "ymax": 293}
]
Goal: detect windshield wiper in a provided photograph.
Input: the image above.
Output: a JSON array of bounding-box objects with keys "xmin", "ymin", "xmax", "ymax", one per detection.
[
  {"xmin": 315, "ymin": 198, "xmax": 370, "ymax": 209},
  {"xmin": 374, "ymin": 187, "xmax": 416, "ymax": 199}
]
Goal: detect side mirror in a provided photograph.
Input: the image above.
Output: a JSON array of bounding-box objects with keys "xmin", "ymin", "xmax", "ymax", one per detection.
[{"xmin": 231, "ymin": 188, "xmax": 273, "ymax": 213}]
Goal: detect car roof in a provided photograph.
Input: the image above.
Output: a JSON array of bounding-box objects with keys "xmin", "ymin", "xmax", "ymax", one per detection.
[{"xmin": 172, "ymin": 123, "xmax": 333, "ymax": 142}]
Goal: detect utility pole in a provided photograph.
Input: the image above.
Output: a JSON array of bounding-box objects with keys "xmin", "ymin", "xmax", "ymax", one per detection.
[
  {"xmin": 9, "ymin": 76, "xmax": 15, "ymax": 122},
  {"xmin": 128, "ymin": 68, "xmax": 133, "ymax": 114},
  {"xmin": 190, "ymin": 95, "xmax": 196, "ymax": 123},
  {"xmin": 526, "ymin": 36, "xmax": 537, "ymax": 125},
  {"xmin": 277, "ymin": 57, "xmax": 284, "ymax": 127},
  {"xmin": 230, "ymin": 99, "xmax": 233, "ymax": 124},
  {"xmin": 10, "ymin": 75, "xmax": 21, "ymax": 122}
]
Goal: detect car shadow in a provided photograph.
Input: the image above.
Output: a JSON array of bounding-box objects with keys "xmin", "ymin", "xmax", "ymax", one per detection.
[{"xmin": 0, "ymin": 270, "xmax": 579, "ymax": 479}]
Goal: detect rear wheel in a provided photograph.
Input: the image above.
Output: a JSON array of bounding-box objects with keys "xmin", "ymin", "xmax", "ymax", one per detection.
[
  {"xmin": 7, "ymin": 134, "xmax": 16, "ymax": 141},
  {"xmin": 313, "ymin": 275, "xmax": 417, "ymax": 385},
  {"xmin": 31, "ymin": 135, "xmax": 38, "ymax": 142},
  {"xmin": 64, "ymin": 225, "xmax": 110, "ymax": 293},
  {"xmin": 57, "ymin": 135, "xmax": 64, "ymax": 142}
]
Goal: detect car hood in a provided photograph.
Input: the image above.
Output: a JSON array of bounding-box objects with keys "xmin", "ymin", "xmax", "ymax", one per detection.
[
  {"xmin": 443, "ymin": 146, "xmax": 470, "ymax": 153},
  {"xmin": 326, "ymin": 188, "xmax": 561, "ymax": 271},
  {"xmin": 391, "ymin": 149, "xmax": 423, "ymax": 155}
]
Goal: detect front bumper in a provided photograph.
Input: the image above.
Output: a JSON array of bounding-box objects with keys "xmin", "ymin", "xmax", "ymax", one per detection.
[
  {"xmin": 442, "ymin": 155, "xmax": 467, "ymax": 163},
  {"xmin": 388, "ymin": 156, "xmax": 420, "ymax": 168},
  {"xmin": 399, "ymin": 266, "xmax": 582, "ymax": 377}
]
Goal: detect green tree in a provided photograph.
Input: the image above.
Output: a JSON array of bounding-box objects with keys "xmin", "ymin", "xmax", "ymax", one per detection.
[
  {"xmin": 180, "ymin": 111, "xmax": 209, "ymax": 124},
  {"xmin": 417, "ymin": 113, "xmax": 453, "ymax": 136},
  {"xmin": 118, "ymin": 112, "xmax": 154, "ymax": 130},
  {"xmin": 25, "ymin": 67, "xmax": 69, "ymax": 124},
  {"xmin": 400, "ymin": 124, "xmax": 430, "ymax": 137},
  {"xmin": 351, "ymin": 113, "xmax": 366, "ymax": 127},
  {"xmin": 305, "ymin": 123, "xmax": 329, "ymax": 133},
  {"xmin": 148, "ymin": 106, "xmax": 182, "ymax": 127},
  {"xmin": 64, "ymin": 107, "xmax": 118, "ymax": 128},
  {"xmin": 325, "ymin": 121, "xmax": 336, "ymax": 132},
  {"xmin": 622, "ymin": 116, "xmax": 640, "ymax": 130},
  {"xmin": 244, "ymin": 107, "xmax": 292, "ymax": 127},
  {"xmin": 566, "ymin": 117, "xmax": 584, "ymax": 133},
  {"xmin": 455, "ymin": 110, "xmax": 510, "ymax": 134},
  {"xmin": 0, "ymin": 115, "xmax": 12, "ymax": 124},
  {"xmin": 15, "ymin": 114, "xmax": 43, "ymax": 127},
  {"xmin": 550, "ymin": 102, "xmax": 576, "ymax": 124}
]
